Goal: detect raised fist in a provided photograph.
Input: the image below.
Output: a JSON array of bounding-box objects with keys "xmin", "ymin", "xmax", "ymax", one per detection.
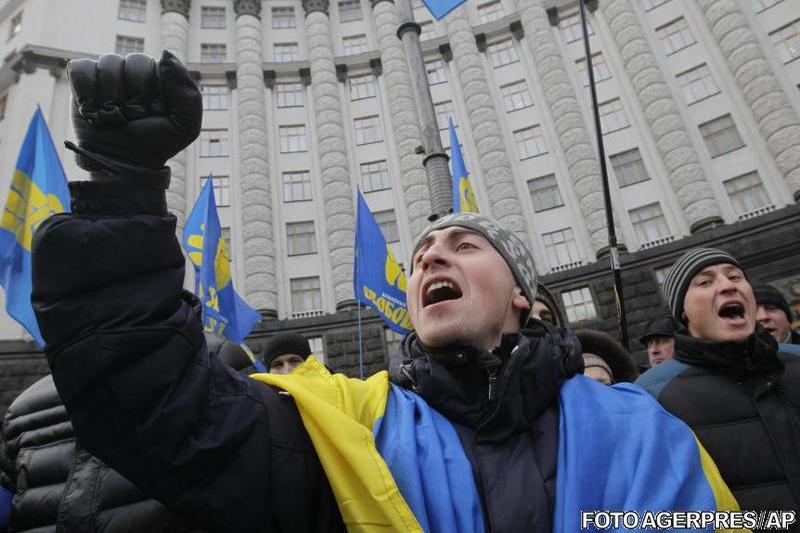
[{"xmin": 66, "ymin": 50, "xmax": 202, "ymax": 188}]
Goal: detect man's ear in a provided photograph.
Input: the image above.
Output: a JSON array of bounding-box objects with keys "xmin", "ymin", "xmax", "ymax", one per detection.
[{"xmin": 512, "ymin": 287, "xmax": 530, "ymax": 312}]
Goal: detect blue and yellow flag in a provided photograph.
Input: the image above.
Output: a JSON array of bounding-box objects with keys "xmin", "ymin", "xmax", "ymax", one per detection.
[
  {"xmin": 449, "ymin": 118, "xmax": 478, "ymax": 214},
  {"xmin": 354, "ymin": 190, "xmax": 411, "ymax": 334},
  {"xmin": 0, "ymin": 107, "xmax": 69, "ymax": 346},
  {"xmin": 422, "ymin": 0, "xmax": 466, "ymax": 19},
  {"xmin": 182, "ymin": 177, "xmax": 260, "ymax": 343}
]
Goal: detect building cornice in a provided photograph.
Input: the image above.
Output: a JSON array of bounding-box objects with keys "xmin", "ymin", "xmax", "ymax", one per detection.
[
  {"xmin": 161, "ymin": 0, "xmax": 191, "ymax": 18},
  {"xmin": 233, "ymin": 0, "xmax": 261, "ymax": 19},
  {"xmin": 0, "ymin": 45, "xmax": 94, "ymax": 91}
]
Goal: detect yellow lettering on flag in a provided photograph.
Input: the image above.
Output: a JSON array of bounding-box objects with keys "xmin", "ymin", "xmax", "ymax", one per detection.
[
  {"xmin": 384, "ymin": 245, "xmax": 407, "ymax": 292},
  {"xmin": 1, "ymin": 170, "xmax": 65, "ymax": 251}
]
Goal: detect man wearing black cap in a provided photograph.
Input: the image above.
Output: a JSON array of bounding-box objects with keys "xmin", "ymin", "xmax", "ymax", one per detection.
[
  {"xmin": 29, "ymin": 51, "xmax": 741, "ymax": 532},
  {"xmin": 263, "ymin": 333, "xmax": 312, "ymax": 374},
  {"xmin": 637, "ymin": 247, "xmax": 800, "ymax": 513},
  {"xmin": 638, "ymin": 316, "xmax": 677, "ymax": 367},
  {"xmin": 753, "ymin": 283, "xmax": 800, "ymax": 345}
]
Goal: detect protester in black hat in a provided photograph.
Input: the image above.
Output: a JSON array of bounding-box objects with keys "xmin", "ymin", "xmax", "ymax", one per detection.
[
  {"xmin": 638, "ymin": 247, "xmax": 800, "ymax": 512},
  {"xmin": 29, "ymin": 51, "xmax": 741, "ymax": 532},
  {"xmin": 638, "ymin": 316, "xmax": 677, "ymax": 367},
  {"xmin": 753, "ymin": 283, "xmax": 799, "ymax": 345},
  {"xmin": 264, "ymin": 333, "xmax": 312, "ymax": 374},
  {"xmin": 575, "ymin": 329, "xmax": 638, "ymax": 385},
  {"xmin": 530, "ymin": 283, "xmax": 565, "ymax": 327}
]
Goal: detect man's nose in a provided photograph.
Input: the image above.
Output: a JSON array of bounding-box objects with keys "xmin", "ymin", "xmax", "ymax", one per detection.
[{"xmin": 418, "ymin": 245, "xmax": 449, "ymax": 271}]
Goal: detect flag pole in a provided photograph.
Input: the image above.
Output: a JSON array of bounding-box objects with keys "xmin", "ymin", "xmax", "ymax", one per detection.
[
  {"xmin": 578, "ymin": 0, "xmax": 629, "ymax": 348},
  {"xmin": 357, "ymin": 302, "xmax": 364, "ymax": 379}
]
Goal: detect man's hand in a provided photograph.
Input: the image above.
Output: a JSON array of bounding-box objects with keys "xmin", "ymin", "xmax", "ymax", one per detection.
[{"xmin": 65, "ymin": 50, "xmax": 202, "ymax": 188}]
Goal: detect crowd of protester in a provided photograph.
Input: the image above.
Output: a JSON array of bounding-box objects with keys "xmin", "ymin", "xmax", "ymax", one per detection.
[{"xmin": 0, "ymin": 50, "xmax": 798, "ymax": 532}]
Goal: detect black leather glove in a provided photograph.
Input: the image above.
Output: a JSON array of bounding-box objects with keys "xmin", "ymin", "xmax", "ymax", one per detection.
[{"xmin": 65, "ymin": 50, "xmax": 202, "ymax": 189}]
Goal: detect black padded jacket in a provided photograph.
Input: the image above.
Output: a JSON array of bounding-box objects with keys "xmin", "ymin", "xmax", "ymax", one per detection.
[{"xmin": 637, "ymin": 329, "xmax": 800, "ymax": 514}]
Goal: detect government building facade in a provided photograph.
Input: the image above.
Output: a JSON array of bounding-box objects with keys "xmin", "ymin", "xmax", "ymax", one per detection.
[{"xmin": 0, "ymin": 0, "xmax": 799, "ymax": 409}]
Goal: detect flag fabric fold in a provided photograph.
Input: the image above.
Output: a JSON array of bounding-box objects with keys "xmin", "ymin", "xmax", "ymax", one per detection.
[
  {"xmin": 449, "ymin": 118, "xmax": 478, "ymax": 214},
  {"xmin": 182, "ymin": 177, "xmax": 260, "ymax": 343},
  {"xmin": 422, "ymin": 0, "xmax": 467, "ymax": 20},
  {"xmin": 0, "ymin": 107, "xmax": 70, "ymax": 346},
  {"xmin": 354, "ymin": 190, "xmax": 411, "ymax": 334}
]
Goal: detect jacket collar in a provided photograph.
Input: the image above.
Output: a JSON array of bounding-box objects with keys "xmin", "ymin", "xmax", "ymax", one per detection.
[
  {"xmin": 675, "ymin": 325, "xmax": 783, "ymax": 377},
  {"xmin": 390, "ymin": 323, "xmax": 581, "ymax": 441}
]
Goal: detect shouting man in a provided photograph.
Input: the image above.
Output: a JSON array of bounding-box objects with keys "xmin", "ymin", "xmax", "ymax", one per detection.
[
  {"xmin": 638, "ymin": 248, "xmax": 800, "ymax": 513},
  {"xmin": 31, "ymin": 52, "xmax": 740, "ymax": 532}
]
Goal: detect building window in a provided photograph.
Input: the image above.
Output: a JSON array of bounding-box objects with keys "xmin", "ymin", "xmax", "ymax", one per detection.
[
  {"xmin": 677, "ymin": 63, "xmax": 720, "ymax": 104},
  {"xmin": 528, "ymin": 174, "xmax": 563, "ymax": 212},
  {"xmin": 201, "ymin": 85, "xmax": 228, "ymax": 110},
  {"xmin": 434, "ymin": 101, "xmax": 453, "ymax": 130},
  {"xmin": 200, "ymin": 175, "xmax": 231, "ymax": 206},
  {"xmin": 543, "ymin": 228, "xmax": 580, "ymax": 268},
  {"xmin": 642, "ymin": 0, "xmax": 669, "ymax": 9},
  {"xmin": 0, "ymin": 94, "xmax": 6, "ymax": 122},
  {"xmin": 291, "ymin": 277, "xmax": 322, "ymax": 314},
  {"xmin": 753, "ymin": 0, "xmax": 784, "ymax": 12},
  {"xmin": 611, "ymin": 148, "xmax": 649, "ymax": 187},
  {"xmin": 599, "ymin": 98, "xmax": 629, "ymax": 134},
  {"xmin": 501, "ymin": 80, "xmax": 532, "ymax": 112},
  {"xmin": 116, "ymin": 35, "xmax": 144, "ymax": 54},
  {"xmin": 629, "ymin": 203, "xmax": 671, "ymax": 245},
  {"xmin": 199, "ymin": 129, "xmax": 229, "ymax": 157},
  {"xmin": 287, "ymin": 221, "xmax": 317, "ymax": 255},
  {"xmin": 118, "ymin": 0, "xmax": 146, "ymax": 22},
  {"xmin": 283, "ymin": 171, "xmax": 313, "ymax": 202},
  {"xmin": 385, "ymin": 328, "xmax": 403, "ymax": 355},
  {"xmin": 274, "ymin": 42, "xmax": 300, "ymax": 62},
  {"xmin": 514, "ymin": 125, "xmax": 547, "ymax": 160},
  {"xmin": 350, "ymin": 74, "xmax": 377, "ymax": 100},
  {"xmin": 488, "ymin": 39, "xmax": 519, "ymax": 68},
  {"xmin": 338, "ymin": 0, "xmax": 363, "ymax": 22},
  {"xmin": 354, "ymin": 115, "xmax": 383, "ymax": 145},
  {"xmin": 657, "ymin": 17, "xmax": 696, "ymax": 55},
  {"xmin": 279, "ymin": 125, "xmax": 307, "ymax": 153},
  {"xmin": 699, "ymin": 114, "xmax": 745, "ymax": 157},
  {"xmin": 654, "ymin": 266, "xmax": 671, "ymax": 290},
  {"xmin": 374, "ymin": 210, "xmax": 399, "ymax": 242},
  {"xmin": 724, "ymin": 172, "xmax": 771, "ymax": 216},
  {"xmin": 201, "ymin": 6, "xmax": 226, "ymax": 29},
  {"xmin": 770, "ymin": 19, "xmax": 800, "ymax": 63},
  {"xmin": 276, "ymin": 83, "xmax": 305, "ymax": 108},
  {"xmin": 201, "ymin": 43, "xmax": 226, "ymax": 63},
  {"xmin": 343, "ymin": 34, "xmax": 368, "ymax": 55},
  {"xmin": 561, "ymin": 287, "xmax": 597, "ymax": 322},
  {"xmin": 576, "ymin": 52, "xmax": 611, "ymax": 86},
  {"xmin": 420, "ymin": 21, "xmax": 438, "ymax": 40},
  {"xmin": 478, "ymin": 0, "xmax": 505, "ymax": 23},
  {"xmin": 305, "ymin": 336, "xmax": 325, "ymax": 363},
  {"xmin": 360, "ymin": 160, "xmax": 390, "ymax": 192},
  {"xmin": 272, "ymin": 7, "xmax": 296, "ymax": 29},
  {"xmin": 561, "ymin": 12, "xmax": 593, "ymax": 43},
  {"xmin": 426, "ymin": 59, "xmax": 448, "ymax": 85}
]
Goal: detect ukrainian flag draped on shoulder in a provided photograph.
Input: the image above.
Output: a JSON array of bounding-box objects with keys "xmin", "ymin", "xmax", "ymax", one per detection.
[
  {"xmin": 556, "ymin": 376, "xmax": 746, "ymax": 533},
  {"xmin": 449, "ymin": 118, "xmax": 478, "ymax": 214},
  {"xmin": 353, "ymin": 190, "xmax": 411, "ymax": 334},
  {"xmin": 181, "ymin": 177, "xmax": 260, "ymax": 343},
  {"xmin": 253, "ymin": 358, "xmax": 484, "ymax": 533},
  {"xmin": 0, "ymin": 107, "xmax": 69, "ymax": 346}
]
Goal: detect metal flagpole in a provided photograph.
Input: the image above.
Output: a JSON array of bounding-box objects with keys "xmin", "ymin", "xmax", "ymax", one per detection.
[
  {"xmin": 357, "ymin": 302, "xmax": 364, "ymax": 379},
  {"xmin": 578, "ymin": 0, "xmax": 629, "ymax": 348}
]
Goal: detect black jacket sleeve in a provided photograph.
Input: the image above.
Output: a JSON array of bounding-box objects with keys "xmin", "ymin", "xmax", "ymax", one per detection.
[{"xmin": 30, "ymin": 183, "xmax": 342, "ymax": 533}]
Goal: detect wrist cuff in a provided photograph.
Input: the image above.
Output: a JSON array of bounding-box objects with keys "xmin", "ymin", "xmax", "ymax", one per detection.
[{"xmin": 69, "ymin": 181, "xmax": 168, "ymax": 216}]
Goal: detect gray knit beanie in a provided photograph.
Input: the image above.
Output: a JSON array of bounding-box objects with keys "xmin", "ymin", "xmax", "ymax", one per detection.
[
  {"xmin": 662, "ymin": 247, "xmax": 742, "ymax": 323},
  {"xmin": 410, "ymin": 213, "xmax": 537, "ymax": 324}
]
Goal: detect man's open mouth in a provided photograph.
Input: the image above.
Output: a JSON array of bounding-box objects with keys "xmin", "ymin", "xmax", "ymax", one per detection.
[
  {"xmin": 423, "ymin": 280, "xmax": 463, "ymax": 307},
  {"xmin": 718, "ymin": 303, "xmax": 745, "ymax": 320}
]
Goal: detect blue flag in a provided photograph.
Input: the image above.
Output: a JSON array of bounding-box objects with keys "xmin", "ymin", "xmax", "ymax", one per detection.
[
  {"xmin": 449, "ymin": 118, "xmax": 478, "ymax": 214},
  {"xmin": 182, "ymin": 177, "xmax": 260, "ymax": 343},
  {"xmin": 354, "ymin": 190, "xmax": 411, "ymax": 334},
  {"xmin": 0, "ymin": 107, "xmax": 70, "ymax": 346},
  {"xmin": 422, "ymin": 0, "xmax": 466, "ymax": 20}
]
